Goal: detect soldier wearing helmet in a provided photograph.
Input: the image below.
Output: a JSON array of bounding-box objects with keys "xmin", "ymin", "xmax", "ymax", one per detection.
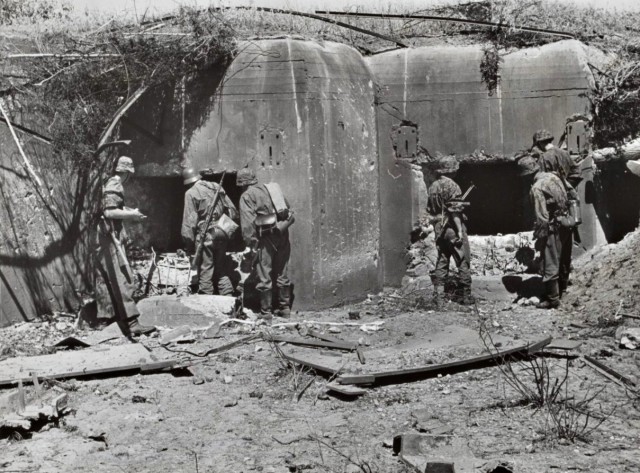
[
  {"xmin": 532, "ymin": 129, "xmax": 582, "ymax": 188},
  {"xmin": 237, "ymin": 167, "xmax": 295, "ymax": 319},
  {"xmin": 518, "ymin": 155, "xmax": 571, "ymax": 309},
  {"xmin": 95, "ymin": 156, "xmax": 156, "ymax": 337},
  {"xmin": 427, "ymin": 156, "xmax": 473, "ymax": 305},
  {"xmin": 181, "ymin": 167, "xmax": 238, "ymax": 296}
]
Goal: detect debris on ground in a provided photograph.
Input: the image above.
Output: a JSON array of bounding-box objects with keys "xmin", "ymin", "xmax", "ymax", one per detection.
[{"xmin": 567, "ymin": 227, "xmax": 640, "ymax": 321}]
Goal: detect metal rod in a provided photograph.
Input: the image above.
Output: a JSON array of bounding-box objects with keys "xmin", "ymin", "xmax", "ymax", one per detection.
[{"xmin": 315, "ymin": 11, "xmax": 575, "ymax": 39}]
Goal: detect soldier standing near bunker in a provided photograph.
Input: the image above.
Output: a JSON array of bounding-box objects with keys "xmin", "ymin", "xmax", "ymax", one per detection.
[
  {"xmin": 237, "ymin": 168, "xmax": 295, "ymax": 319},
  {"xmin": 532, "ymin": 129, "xmax": 582, "ymax": 188},
  {"xmin": 427, "ymin": 156, "xmax": 473, "ymax": 306},
  {"xmin": 519, "ymin": 155, "xmax": 573, "ymax": 309},
  {"xmin": 531, "ymin": 129, "xmax": 583, "ymax": 296},
  {"xmin": 181, "ymin": 167, "xmax": 239, "ymax": 296},
  {"xmin": 95, "ymin": 156, "xmax": 156, "ymax": 337}
]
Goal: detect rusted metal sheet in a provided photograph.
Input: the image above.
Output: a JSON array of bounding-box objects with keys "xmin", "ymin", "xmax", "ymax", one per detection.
[
  {"xmin": 120, "ymin": 39, "xmax": 382, "ymax": 310},
  {"xmin": 367, "ymin": 40, "xmax": 594, "ymax": 285}
]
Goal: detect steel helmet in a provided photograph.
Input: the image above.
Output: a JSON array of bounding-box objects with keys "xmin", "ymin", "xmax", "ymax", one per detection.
[
  {"xmin": 518, "ymin": 155, "xmax": 539, "ymax": 176},
  {"xmin": 182, "ymin": 167, "xmax": 201, "ymax": 186},
  {"xmin": 115, "ymin": 156, "xmax": 135, "ymax": 173},
  {"xmin": 236, "ymin": 168, "xmax": 258, "ymax": 186},
  {"xmin": 437, "ymin": 156, "xmax": 459, "ymax": 174},
  {"xmin": 533, "ymin": 129, "xmax": 554, "ymax": 145}
]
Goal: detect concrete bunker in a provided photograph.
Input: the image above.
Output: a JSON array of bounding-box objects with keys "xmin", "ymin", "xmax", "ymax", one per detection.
[
  {"xmin": 118, "ymin": 38, "xmax": 382, "ymax": 310},
  {"xmin": 367, "ymin": 40, "xmax": 614, "ymax": 286}
]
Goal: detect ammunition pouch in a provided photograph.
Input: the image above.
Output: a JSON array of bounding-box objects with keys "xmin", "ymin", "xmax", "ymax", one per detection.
[{"xmin": 255, "ymin": 213, "xmax": 278, "ymax": 237}]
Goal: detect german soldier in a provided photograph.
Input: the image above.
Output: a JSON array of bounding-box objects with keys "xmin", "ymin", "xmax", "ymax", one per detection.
[
  {"xmin": 519, "ymin": 155, "xmax": 572, "ymax": 309},
  {"xmin": 427, "ymin": 156, "xmax": 473, "ymax": 305},
  {"xmin": 237, "ymin": 168, "xmax": 295, "ymax": 318},
  {"xmin": 95, "ymin": 156, "xmax": 156, "ymax": 336},
  {"xmin": 532, "ymin": 129, "xmax": 583, "ymax": 296},
  {"xmin": 181, "ymin": 167, "xmax": 238, "ymax": 295}
]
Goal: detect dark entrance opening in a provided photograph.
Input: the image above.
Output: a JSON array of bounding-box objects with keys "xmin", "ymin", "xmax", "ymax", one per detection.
[
  {"xmin": 454, "ymin": 162, "xmax": 531, "ymax": 235},
  {"xmin": 130, "ymin": 171, "xmax": 245, "ymax": 253},
  {"xmin": 129, "ymin": 176, "xmax": 185, "ymax": 252},
  {"xmin": 592, "ymin": 161, "xmax": 640, "ymax": 242}
]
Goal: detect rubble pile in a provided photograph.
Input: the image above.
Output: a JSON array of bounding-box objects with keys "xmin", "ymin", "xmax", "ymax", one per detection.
[
  {"xmin": 406, "ymin": 231, "xmax": 536, "ymax": 279},
  {"xmin": 0, "ymin": 317, "xmax": 77, "ymax": 360},
  {"xmin": 565, "ymin": 227, "xmax": 640, "ymax": 320}
]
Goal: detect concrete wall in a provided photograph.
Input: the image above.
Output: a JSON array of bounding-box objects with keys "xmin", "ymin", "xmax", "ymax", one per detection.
[
  {"xmin": 367, "ymin": 40, "xmax": 596, "ymax": 285},
  {"xmin": 0, "ymin": 104, "xmax": 90, "ymax": 326},
  {"xmin": 119, "ymin": 39, "xmax": 382, "ymax": 309}
]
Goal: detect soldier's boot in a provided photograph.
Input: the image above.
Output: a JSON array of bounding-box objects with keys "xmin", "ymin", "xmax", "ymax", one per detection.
[
  {"xmin": 258, "ymin": 289, "xmax": 273, "ymax": 320},
  {"xmin": 275, "ymin": 285, "xmax": 292, "ymax": 318},
  {"xmin": 460, "ymin": 286, "xmax": 475, "ymax": 306},
  {"xmin": 127, "ymin": 317, "xmax": 157, "ymax": 337},
  {"xmin": 536, "ymin": 280, "xmax": 560, "ymax": 309}
]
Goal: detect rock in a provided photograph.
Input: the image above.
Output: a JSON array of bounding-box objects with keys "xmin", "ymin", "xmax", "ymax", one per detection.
[
  {"xmin": 203, "ymin": 322, "xmax": 222, "ymax": 339},
  {"xmin": 328, "ymin": 326, "xmax": 342, "ymax": 334},
  {"xmin": 223, "ymin": 375, "xmax": 233, "ymax": 384},
  {"xmin": 192, "ymin": 377, "xmax": 205, "ymax": 385},
  {"xmin": 618, "ymin": 327, "xmax": 640, "ymax": 349},
  {"xmin": 223, "ymin": 397, "xmax": 238, "ymax": 407},
  {"xmin": 160, "ymin": 325, "xmax": 194, "ymax": 344},
  {"xmin": 55, "ymin": 322, "xmax": 68, "ymax": 331},
  {"xmin": 348, "ymin": 311, "xmax": 361, "ymax": 320}
]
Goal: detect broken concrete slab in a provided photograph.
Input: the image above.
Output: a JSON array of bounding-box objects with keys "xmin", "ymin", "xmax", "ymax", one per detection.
[
  {"xmin": 0, "ymin": 386, "xmax": 68, "ymax": 434},
  {"xmin": 138, "ymin": 295, "xmax": 232, "ymax": 328},
  {"xmin": 0, "ymin": 344, "xmax": 177, "ymax": 387},
  {"xmin": 325, "ymin": 382, "xmax": 367, "ymax": 397},
  {"xmin": 393, "ymin": 433, "xmax": 476, "ymax": 473},
  {"xmin": 160, "ymin": 325, "xmax": 195, "ymax": 344}
]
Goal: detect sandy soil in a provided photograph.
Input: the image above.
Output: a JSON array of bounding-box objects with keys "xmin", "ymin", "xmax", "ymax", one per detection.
[{"xmin": 1, "ymin": 290, "xmax": 639, "ymax": 473}]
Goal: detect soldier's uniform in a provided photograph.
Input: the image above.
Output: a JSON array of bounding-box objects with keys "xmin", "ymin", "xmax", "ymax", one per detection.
[
  {"xmin": 237, "ymin": 169, "xmax": 292, "ymax": 317},
  {"xmin": 95, "ymin": 157, "xmax": 154, "ymax": 336},
  {"xmin": 427, "ymin": 157, "xmax": 472, "ymax": 304},
  {"xmin": 520, "ymin": 155, "xmax": 571, "ymax": 308},
  {"xmin": 181, "ymin": 178, "xmax": 238, "ymax": 295},
  {"xmin": 531, "ymin": 129, "xmax": 582, "ymax": 297}
]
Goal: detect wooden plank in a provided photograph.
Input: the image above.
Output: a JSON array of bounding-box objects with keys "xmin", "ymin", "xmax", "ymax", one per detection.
[
  {"xmin": 546, "ymin": 339, "xmax": 583, "ymax": 351},
  {"xmin": 307, "ymin": 329, "xmax": 366, "ymax": 364},
  {"xmin": 307, "ymin": 329, "xmax": 358, "ymax": 348},
  {"xmin": 583, "ymin": 355, "xmax": 637, "ymax": 388},
  {"xmin": 337, "ymin": 337, "xmax": 552, "ymax": 386},
  {"xmin": 269, "ymin": 334, "xmax": 355, "ymax": 351},
  {"xmin": 0, "ymin": 344, "xmax": 177, "ymax": 387},
  {"xmin": 281, "ymin": 352, "xmax": 340, "ymax": 376}
]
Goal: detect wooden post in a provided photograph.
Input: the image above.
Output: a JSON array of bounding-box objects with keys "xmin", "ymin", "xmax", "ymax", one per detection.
[{"xmin": 0, "ymin": 101, "xmax": 45, "ymax": 190}]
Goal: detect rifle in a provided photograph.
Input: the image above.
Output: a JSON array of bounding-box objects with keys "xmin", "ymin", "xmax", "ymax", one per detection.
[
  {"xmin": 437, "ymin": 184, "xmax": 475, "ymax": 242},
  {"xmin": 100, "ymin": 216, "xmax": 134, "ymax": 283},
  {"xmin": 191, "ymin": 171, "xmax": 227, "ymax": 277}
]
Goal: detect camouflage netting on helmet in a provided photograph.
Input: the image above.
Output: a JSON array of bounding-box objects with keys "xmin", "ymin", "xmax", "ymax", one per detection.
[{"xmin": 437, "ymin": 156, "xmax": 460, "ymax": 174}]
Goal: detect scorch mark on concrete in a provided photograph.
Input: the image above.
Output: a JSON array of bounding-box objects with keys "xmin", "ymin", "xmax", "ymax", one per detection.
[{"xmin": 286, "ymin": 39, "xmax": 303, "ymax": 134}]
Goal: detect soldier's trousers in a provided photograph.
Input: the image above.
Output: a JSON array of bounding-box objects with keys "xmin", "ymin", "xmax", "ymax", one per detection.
[
  {"xmin": 433, "ymin": 227, "xmax": 472, "ymax": 289},
  {"xmin": 255, "ymin": 230, "xmax": 291, "ymax": 295},
  {"xmin": 539, "ymin": 226, "xmax": 572, "ymax": 291},
  {"xmin": 198, "ymin": 236, "xmax": 233, "ymax": 296},
  {"xmin": 95, "ymin": 229, "xmax": 140, "ymax": 331}
]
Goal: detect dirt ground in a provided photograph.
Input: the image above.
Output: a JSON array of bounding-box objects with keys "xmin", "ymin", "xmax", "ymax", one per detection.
[{"xmin": 1, "ymin": 285, "xmax": 640, "ymax": 473}]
